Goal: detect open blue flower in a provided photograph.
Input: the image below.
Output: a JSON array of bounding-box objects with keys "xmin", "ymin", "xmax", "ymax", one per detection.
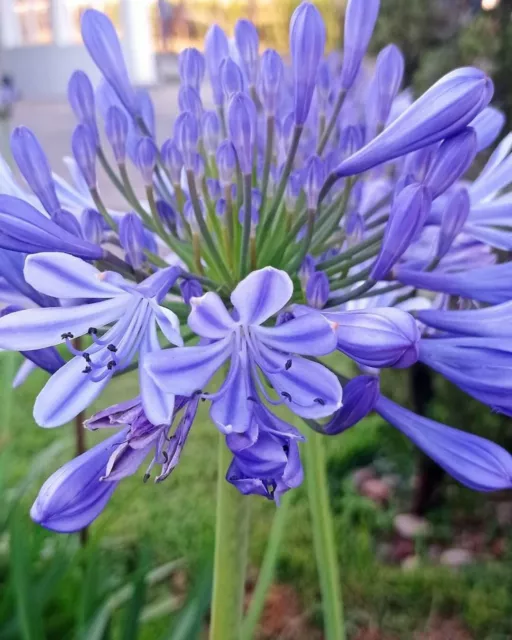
[
  {"xmin": 0, "ymin": 253, "xmax": 182, "ymax": 427},
  {"xmin": 146, "ymin": 267, "xmax": 341, "ymax": 434}
]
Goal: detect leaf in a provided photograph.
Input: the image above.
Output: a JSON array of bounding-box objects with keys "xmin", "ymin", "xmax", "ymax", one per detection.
[
  {"xmin": 162, "ymin": 560, "xmax": 213, "ymax": 640},
  {"xmin": 120, "ymin": 547, "xmax": 150, "ymax": 640},
  {"xmin": 9, "ymin": 511, "xmax": 43, "ymax": 640}
]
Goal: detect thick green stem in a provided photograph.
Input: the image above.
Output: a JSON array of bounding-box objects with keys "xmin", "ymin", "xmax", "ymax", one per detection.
[
  {"xmin": 241, "ymin": 493, "xmax": 291, "ymax": 640},
  {"xmin": 240, "ymin": 174, "xmax": 253, "ymax": 278},
  {"xmin": 304, "ymin": 432, "xmax": 345, "ymax": 640},
  {"xmin": 317, "ymin": 90, "xmax": 346, "ymax": 155},
  {"xmin": 210, "ymin": 433, "xmax": 251, "ymax": 640}
]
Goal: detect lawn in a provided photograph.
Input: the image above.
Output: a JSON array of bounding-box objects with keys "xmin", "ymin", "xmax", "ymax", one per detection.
[{"xmin": 2, "ymin": 357, "xmax": 512, "ymax": 639}]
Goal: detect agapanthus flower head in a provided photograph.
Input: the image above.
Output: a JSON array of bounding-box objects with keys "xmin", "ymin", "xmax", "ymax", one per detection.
[{"xmin": 0, "ymin": 2, "xmax": 510, "ymax": 524}]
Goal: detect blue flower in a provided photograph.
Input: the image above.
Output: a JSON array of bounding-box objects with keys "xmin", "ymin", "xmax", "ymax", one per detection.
[
  {"xmin": 146, "ymin": 267, "xmax": 341, "ymax": 432},
  {"xmin": 0, "ymin": 253, "xmax": 183, "ymax": 427}
]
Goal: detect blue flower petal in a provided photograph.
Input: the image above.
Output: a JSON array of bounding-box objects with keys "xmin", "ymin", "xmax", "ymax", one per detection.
[{"xmin": 231, "ymin": 267, "xmax": 293, "ymax": 326}]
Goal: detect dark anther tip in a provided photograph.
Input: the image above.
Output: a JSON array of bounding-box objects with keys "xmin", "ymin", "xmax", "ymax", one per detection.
[
  {"xmin": 107, "ymin": 344, "xmax": 117, "ymax": 352},
  {"xmin": 143, "ymin": 473, "xmax": 150, "ymax": 483},
  {"xmin": 281, "ymin": 391, "xmax": 292, "ymax": 401},
  {"xmin": 285, "ymin": 359, "xmax": 292, "ymax": 370},
  {"xmin": 82, "ymin": 366, "xmax": 92, "ymax": 374},
  {"xmin": 314, "ymin": 397, "xmax": 325, "ymax": 405},
  {"xmin": 88, "ymin": 327, "xmax": 98, "ymax": 335}
]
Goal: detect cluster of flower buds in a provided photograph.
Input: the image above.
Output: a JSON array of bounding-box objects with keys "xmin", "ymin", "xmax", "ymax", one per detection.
[{"xmin": 0, "ymin": 0, "xmax": 511, "ymax": 533}]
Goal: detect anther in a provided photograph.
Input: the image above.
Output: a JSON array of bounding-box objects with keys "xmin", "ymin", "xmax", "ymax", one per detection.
[
  {"xmin": 87, "ymin": 327, "xmax": 98, "ymax": 335},
  {"xmin": 61, "ymin": 332, "xmax": 74, "ymax": 339},
  {"xmin": 281, "ymin": 391, "xmax": 292, "ymax": 401},
  {"xmin": 83, "ymin": 353, "xmax": 91, "ymax": 363},
  {"xmin": 82, "ymin": 365, "xmax": 92, "ymax": 374},
  {"xmin": 285, "ymin": 359, "xmax": 292, "ymax": 370},
  {"xmin": 162, "ymin": 451, "xmax": 169, "ymax": 462},
  {"xmin": 283, "ymin": 444, "xmax": 289, "ymax": 455},
  {"xmin": 107, "ymin": 344, "xmax": 117, "ymax": 352},
  {"xmin": 107, "ymin": 360, "xmax": 117, "ymax": 370},
  {"xmin": 143, "ymin": 473, "xmax": 151, "ymax": 483},
  {"xmin": 247, "ymin": 396, "xmax": 257, "ymax": 403},
  {"xmin": 314, "ymin": 397, "xmax": 325, "ymax": 405}
]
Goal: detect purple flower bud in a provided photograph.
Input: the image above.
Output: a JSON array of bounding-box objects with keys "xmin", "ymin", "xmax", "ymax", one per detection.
[
  {"xmin": 339, "ymin": 125, "xmax": 363, "ymax": 159},
  {"xmin": 470, "ymin": 106, "xmax": 505, "ymax": 151},
  {"xmin": 216, "ymin": 198, "xmax": 226, "ymax": 218},
  {"xmin": 375, "ymin": 44, "xmax": 404, "ymax": 125},
  {"xmin": 437, "ymin": 187, "xmax": 470, "ymax": 260},
  {"xmin": 370, "ymin": 183, "xmax": 432, "ymax": 280},
  {"xmin": 299, "ymin": 254, "xmax": 316, "ymax": 288},
  {"xmin": 71, "ymin": 124, "xmax": 97, "ymax": 189},
  {"xmin": 174, "ymin": 112, "xmax": 199, "ymax": 169},
  {"xmin": 316, "ymin": 60, "xmax": 331, "ymax": 111},
  {"xmin": 207, "ymin": 178, "xmax": 221, "ymax": 200},
  {"xmin": 178, "ymin": 47, "xmax": 205, "ymax": 91},
  {"xmin": 306, "ymin": 270, "xmax": 330, "ymax": 309},
  {"xmin": 205, "ymin": 24, "xmax": 229, "ymax": 106},
  {"xmin": 68, "ymin": 70, "xmax": 99, "ymax": 145},
  {"xmin": 290, "ymin": 2, "xmax": 326, "ymax": 125},
  {"xmin": 216, "ymin": 140, "xmax": 237, "ymax": 187},
  {"xmin": 238, "ymin": 204, "xmax": 259, "ymax": 226},
  {"xmin": 105, "ymin": 106, "xmax": 128, "ymax": 164},
  {"xmin": 161, "ymin": 139, "xmax": 183, "ymax": 184},
  {"xmin": 324, "ymin": 375, "xmax": 380, "ymax": 434},
  {"xmin": 31, "ymin": 429, "xmax": 127, "ymax": 532},
  {"xmin": 202, "ymin": 111, "xmax": 220, "ymax": 156},
  {"xmin": 81, "ymin": 207, "xmax": 104, "ymax": 244},
  {"xmin": 119, "ymin": 212, "xmax": 146, "ymax": 269},
  {"xmin": 221, "ymin": 57, "xmax": 245, "ymax": 100},
  {"xmin": 180, "ymin": 278, "xmax": 203, "ymax": 304},
  {"xmin": 135, "ymin": 136, "xmax": 157, "ymax": 186},
  {"xmin": 304, "ymin": 155, "xmax": 325, "ymax": 209},
  {"xmin": 228, "ymin": 92, "xmax": 256, "ymax": 175},
  {"xmin": 10, "ymin": 126, "xmax": 60, "ymax": 216},
  {"xmin": 234, "ymin": 19, "xmax": 259, "ymax": 87},
  {"xmin": 260, "ymin": 49, "xmax": 283, "ymax": 115},
  {"xmin": 53, "ymin": 209, "xmax": 83, "ymax": 237},
  {"xmin": 156, "ymin": 199, "xmax": 176, "ymax": 231},
  {"xmin": 334, "ymin": 68, "xmax": 493, "ymax": 179},
  {"xmin": 345, "ymin": 211, "xmax": 365, "ymax": 246},
  {"xmin": 285, "ymin": 170, "xmax": 303, "ymax": 210},
  {"xmin": 190, "ymin": 152, "xmax": 205, "ymax": 180},
  {"xmin": 329, "ymin": 307, "xmax": 420, "ymax": 368},
  {"xmin": 341, "ymin": 0, "xmax": 380, "ymax": 91},
  {"xmin": 81, "ymin": 10, "xmax": 137, "ymax": 116},
  {"xmin": 178, "ymin": 85, "xmax": 203, "ymax": 121},
  {"xmin": 424, "ymin": 128, "xmax": 477, "ymax": 199}
]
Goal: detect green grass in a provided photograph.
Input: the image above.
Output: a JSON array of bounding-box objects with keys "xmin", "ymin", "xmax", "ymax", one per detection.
[{"xmin": 3, "ymin": 364, "xmax": 512, "ymax": 639}]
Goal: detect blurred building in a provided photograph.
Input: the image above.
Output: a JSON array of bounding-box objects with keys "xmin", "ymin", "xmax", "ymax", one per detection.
[{"xmin": 0, "ymin": 0, "xmax": 341, "ymax": 98}]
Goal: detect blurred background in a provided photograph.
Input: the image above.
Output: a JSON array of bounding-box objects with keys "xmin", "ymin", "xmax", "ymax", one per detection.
[{"xmin": 2, "ymin": 1, "xmax": 512, "ymax": 638}]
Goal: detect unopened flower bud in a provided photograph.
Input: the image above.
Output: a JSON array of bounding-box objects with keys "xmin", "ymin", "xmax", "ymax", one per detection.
[
  {"xmin": 72, "ymin": 123, "xmax": 97, "ymax": 189},
  {"xmin": 179, "ymin": 47, "xmax": 205, "ymax": 91},
  {"xmin": 105, "ymin": 106, "xmax": 128, "ymax": 164},
  {"xmin": 81, "ymin": 208, "xmax": 104, "ymax": 244},
  {"xmin": 324, "ymin": 376, "xmax": 380, "ymax": 434},
  {"xmin": 260, "ymin": 49, "xmax": 283, "ymax": 116},
  {"xmin": 221, "ymin": 57, "xmax": 245, "ymax": 100},
  {"xmin": 290, "ymin": 2, "xmax": 326, "ymax": 125},
  {"xmin": 437, "ymin": 187, "xmax": 470, "ymax": 260},
  {"xmin": 216, "ymin": 140, "xmax": 237, "ymax": 187},
  {"xmin": 161, "ymin": 139, "xmax": 183, "ymax": 184},
  {"xmin": 68, "ymin": 70, "xmax": 99, "ymax": 145},
  {"xmin": 235, "ymin": 19, "xmax": 259, "ymax": 87},
  {"xmin": 340, "ymin": 0, "xmax": 380, "ymax": 91},
  {"xmin": 228, "ymin": 92, "xmax": 256, "ymax": 175},
  {"xmin": 306, "ymin": 271, "xmax": 330, "ymax": 309},
  {"xmin": 205, "ymin": 24, "xmax": 229, "ymax": 106},
  {"xmin": 119, "ymin": 212, "xmax": 146, "ymax": 269}
]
